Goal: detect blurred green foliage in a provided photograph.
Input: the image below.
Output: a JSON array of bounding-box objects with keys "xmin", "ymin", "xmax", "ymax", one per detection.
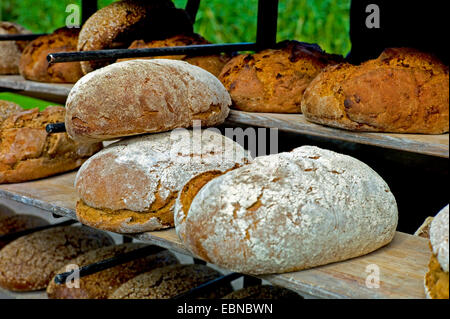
[{"xmin": 1, "ymin": 0, "xmax": 350, "ymax": 55}]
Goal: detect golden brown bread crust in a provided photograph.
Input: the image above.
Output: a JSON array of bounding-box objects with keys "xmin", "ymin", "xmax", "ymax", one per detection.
[
  {"xmin": 0, "ymin": 226, "xmax": 114, "ymax": 291},
  {"xmin": 0, "ymin": 22, "xmax": 31, "ymax": 74},
  {"xmin": 120, "ymin": 34, "xmax": 229, "ymax": 77},
  {"xmin": 0, "ymin": 100, "xmax": 23, "ymax": 124},
  {"xmin": 78, "ymin": 0, "xmax": 192, "ymax": 74},
  {"xmin": 0, "ymin": 214, "xmax": 49, "ymax": 248},
  {"xmin": 219, "ymin": 40, "xmax": 343, "ymax": 113},
  {"xmin": 109, "ymin": 264, "xmax": 233, "ymax": 299},
  {"xmin": 425, "ymin": 253, "xmax": 449, "ymax": 299},
  {"xmin": 19, "ymin": 27, "xmax": 83, "ymax": 83},
  {"xmin": 222, "ymin": 285, "xmax": 302, "ymax": 299},
  {"xmin": 46, "ymin": 243, "xmax": 179, "ymax": 299},
  {"xmin": 0, "ymin": 106, "xmax": 103, "ymax": 184},
  {"xmin": 301, "ymin": 48, "xmax": 449, "ymax": 133}
]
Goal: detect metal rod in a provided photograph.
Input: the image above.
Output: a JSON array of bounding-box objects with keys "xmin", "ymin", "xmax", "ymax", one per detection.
[
  {"xmin": 122, "ymin": 236, "xmax": 133, "ymax": 244},
  {"xmin": 0, "ymin": 219, "xmax": 76, "ymax": 243},
  {"xmin": 81, "ymin": 0, "xmax": 98, "ymax": 24},
  {"xmin": 54, "ymin": 245, "xmax": 165, "ymax": 284},
  {"xmin": 46, "ymin": 122, "xmax": 66, "ymax": 133},
  {"xmin": 185, "ymin": 0, "xmax": 201, "ymax": 22},
  {"xmin": 256, "ymin": 0, "xmax": 279, "ymax": 49},
  {"xmin": 172, "ymin": 272, "xmax": 243, "ymax": 299},
  {"xmin": 0, "ymin": 34, "xmax": 47, "ymax": 41},
  {"xmin": 243, "ymin": 275, "xmax": 262, "ymax": 288},
  {"xmin": 47, "ymin": 42, "xmax": 257, "ymax": 64},
  {"xmin": 193, "ymin": 258, "xmax": 207, "ymax": 265}
]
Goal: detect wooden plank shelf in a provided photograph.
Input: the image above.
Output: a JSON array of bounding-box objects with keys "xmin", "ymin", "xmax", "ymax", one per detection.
[
  {"xmin": 0, "ymin": 75, "xmax": 72, "ymax": 97},
  {"xmin": 0, "ymin": 171, "xmax": 431, "ymax": 299}
]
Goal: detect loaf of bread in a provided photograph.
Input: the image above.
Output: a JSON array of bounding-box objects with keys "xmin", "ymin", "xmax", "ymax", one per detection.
[
  {"xmin": 46, "ymin": 243, "xmax": 179, "ymax": 299},
  {"xmin": 19, "ymin": 27, "xmax": 83, "ymax": 83},
  {"xmin": 78, "ymin": 0, "xmax": 192, "ymax": 74},
  {"xmin": 218, "ymin": 40, "xmax": 343, "ymax": 113},
  {"xmin": 176, "ymin": 145, "xmax": 398, "ymax": 275},
  {"xmin": 119, "ymin": 34, "xmax": 229, "ymax": 77},
  {"xmin": 301, "ymin": 48, "xmax": 449, "ymax": 133},
  {"xmin": 0, "ymin": 106, "xmax": 103, "ymax": 184},
  {"xmin": 222, "ymin": 285, "xmax": 302, "ymax": 299},
  {"xmin": 424, "ymin": 205, "xmax": 448, "ymax": 299},
  {"xmin": 414, "ymin": 217, "xmax": 434, "ymax": 238},
  {"xmin": 0, "ymin": 100, "xmax": 23, "ymax": 124},
  {"xmin": 75, "ymin": 129, "xmax": 250, "ymax": 233},
  {"xmin": 109, "ymin": 264, "xmax": 233, "ymax": 299},
  {"xmin": 0, "ymin": 22, "xmax": 31, "ymax": 74},
  {"xmin": 0, "ymin": 204, "xmax": 15, "ymax": 218},
  {"xmin": 0, "ymin": 214, "xmax": 49, "ymax": 248},
  {"xmin": 0, "ymin": 226, "xmax": 113, "ymax": 291},
  {"xmin": 65, "ymin": 59, "xmax": 231, "ymax": 143}
]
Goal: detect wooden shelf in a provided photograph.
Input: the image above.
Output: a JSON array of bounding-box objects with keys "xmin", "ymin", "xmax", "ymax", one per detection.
[
  {"xmin": 0, "ymin": 75, "xmax": 72, "ymax": 97},
  {"xmin": 0, "ymin": 171, "xmax": 431, "ymax": 299}
]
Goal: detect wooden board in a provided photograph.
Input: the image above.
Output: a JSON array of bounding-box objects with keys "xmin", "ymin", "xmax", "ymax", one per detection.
[
  {"xmin": 227, "ymin": 111, "xmax": 449, "ymax": 158},
  {"xmin": 0, "ymin": 171, "xmax": 431, "ymax": 299},
  {"xmin": 0, "ymin": 75, "xmax": 72, "ymax": 97}
]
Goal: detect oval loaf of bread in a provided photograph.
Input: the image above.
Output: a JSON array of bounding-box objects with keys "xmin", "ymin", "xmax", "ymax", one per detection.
[
  {"xmin": 177, "ymin": 145, "xmax": 398, "ymax": 275},
  {"xmin": 65, "ymin": 59, "xmax": 231, "ymax": 143},
  {"xmin": 75, "ymin": 129, "xmax": 250, "ymax": 233}
]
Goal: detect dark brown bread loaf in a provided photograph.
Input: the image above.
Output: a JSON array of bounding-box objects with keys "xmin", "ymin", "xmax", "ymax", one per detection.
[
  {"xmin": 222, "ymin": 285, "xmax": 303, "ymax": 299},
  {"xmin": 109, "ymin": 264, "xmax": 233, "ymax": 299},
  {"xmin": 0, "ymin": 100, "xmax": 23, "ymax": 124},
  {"xmin": 119, "ymin": 34, "xmax": 229, "ymax": 77},
  {"xmin": 0, "ymin": 22, "xmax": 31, "ymax": 74},
  {"xmin": 0, "ymin": 226, "xmax": 114, "ymax": 291},
  {"xmin": 301, "ymin": 48, "xmax": 449, "ymax": 133},
  {"xmin": 219, "ymin": 40, "xmax": 343, "ymax": 113},
  {"xmin": 19, "ymin": 27, "xmax": 83, "ymax": 83},
  {"xmin": 0, "ymin": 106, "xmax": 103, "ymax": 184},
  {"xmin": 46, "ymin": 243, "xmax": 179, "ymax": 299},
  {"xmin": 0, "ymin": 214, "xmax": 49, "ymax": 248}
]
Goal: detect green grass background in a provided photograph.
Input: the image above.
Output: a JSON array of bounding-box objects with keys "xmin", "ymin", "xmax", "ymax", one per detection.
[{"xmin": 1, "ymin": 0, "xmax": 351, "ymax": 55}]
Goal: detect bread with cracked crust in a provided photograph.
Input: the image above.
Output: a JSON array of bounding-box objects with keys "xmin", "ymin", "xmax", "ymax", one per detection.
[
  {"xmin": 0, "ymin": 100, "xmax": 23, "ymax": 124},
  {"xmin": 0, "ymin": 22, "xmax": 31, "ymax": 75},
  {"xmin": 75, "ymin": 129, "xmax": 250, "ymax": 233},
  {"xmin": 177, "ymin": 145, "xmax": 398, "ymax": 275},
  {"xmin": 65, "ymin": 59, "xmax": 231, "ymax": 143},
  {"xmin": 301, "ymin": 48, "xmax": 449, "ymax": 133}
]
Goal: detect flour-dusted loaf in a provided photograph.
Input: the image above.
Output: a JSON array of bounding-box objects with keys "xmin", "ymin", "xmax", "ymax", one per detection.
[
  {"xmin": 65, "ymin": 59, "xmax": 232, "ymax": 143},
  {"xmin": 0, "ymin": 226, "xmax": 114, "ymax": 291},
  {"xmin": 75, "ymin": 129, "xmax": 250, "ymax": 233},
  {"xmin": 177, "ymin": 145, "xmax": 398, "ymax": 275},
  {"xmin": 301, "ymin": 48, "xmax": 449, "ymax": 133},
  {"xmin": 0, "ymin": 22, "xmax": 31, "ymax": 74},
  {"xmin": 46, "ymin": 243, "xmax": 179, "ymax": 299}
]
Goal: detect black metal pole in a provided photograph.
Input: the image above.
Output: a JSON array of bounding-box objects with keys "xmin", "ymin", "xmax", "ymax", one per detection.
[
  {"xmin": 0, "ymin": 34, "xmax": 47, "ymax": 41},
  {"xmin": 81, "ymin": 0, "xmax": 98, "ymax": 24},
  {"xmin": 185, "ymin": 0, "xmax": 201, "ymax": 23},
  {"xmin": 256, "ymin": 0, "xmax": 279, "ymax": 49},
  {"xmin": 46, "ymin": 122, "xmax": 66, "ymax": 133}
]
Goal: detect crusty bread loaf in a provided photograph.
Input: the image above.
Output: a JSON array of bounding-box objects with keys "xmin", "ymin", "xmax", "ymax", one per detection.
[
  {"xmin": 109, "ymin": 264, "xmax": 233, "ymax": 299},
  {"xmin": 0, "ymin": 22, "xmax": 31, "ymax": 74},
  {"xmin": 0, "ymin": 204, "xmax": 15, "ymax": 218},
  {"xmin": 177, "ymin": 145, "xmax": 398, "ymax": 275},
  {"xmin": 0, "ymin": 226, "xmax": 114, "ymax": 291},
  {"xmin": 75, "ymin": 129, "xmax": 250, "ymax": 233},
  {"xmin": 65, "ymin": 59, "xmax": 231, "ymax": 143},
  {"xmin": 78, "ymin": 0, "xmax": 192, "ymax": 74},
  {"xmin": 0, "ymin": 214, "xmax": 49, "ymax": 248},
  {"xmin": 414, "ymin": 217, "xmax": 434, "ymax": 238},
  {"xmin": 0, "ymin": 106, "xmax": 103, "ymax": 184},
  {"xmin": 424, "ymin": 205, "xmax": 449, "ymax": 299},
  {"xmin": 222, "ymin": 285, "xmax": 302, "ymax": 299},
  {"xmin": 119, "ymin": 34, "xmax": 229, "ymax": 77},
  {"xmin": 46, "ymin": 243, "xmax": 179, "ymax": 299},
  {"xmin": 218, "ymin": 40, "xmax": 343, "ymax": 113},
  {"xmin": 0, "ymin": 100, "xmax": 23, "ymax": 124},
  {"xmin": 19, "ymin": 27, "xmax": 83, "ymax": 83},
  {"xmin": 301, "ymin": 48, "xmax": 449, "ymax": 133}
]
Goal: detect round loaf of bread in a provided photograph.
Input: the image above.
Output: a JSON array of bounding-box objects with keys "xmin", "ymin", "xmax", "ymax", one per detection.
[
  {"xmin": 65, "ymin": 59, "xmax": 231, "ymax": 143},
  {"xmin": 46, "ymin": 243, "xmax": 179, "ymax": 299},
  {"xmin": 301, "ymin": 48, "xmax": 449, "ymax": 133},
  {"xmin": 19, "ymin": 28, "xmax": 83, "ymax": 83},
  {"xmin": 75, "ymin": 129, "xmax": 250, "ymax": 233},
  {"xmin": 78, "ymin": 0, "xmax": 192, "ymax": 74},
  {"xmin": 0, "ymin": 214, "xmax": 49, "ymax": 248},
  {"xmin": 177, "ymin": 145, "xmax": 398, "ymax": 275},
  {"xmin": 0, "ymin": 22, "xmax": 31, "ymax": 74},
  {"xmin": 424, "ymin": 204, "xmax": 449, "ymax": 299},
  {"xmin": 0, "ymin": 226, "xmax": 114, "ymax": 291},
  {"xmin": 218, "ymin": 40, "xmax": 343, "ymax": 113},
  {"xmin": 109, "ymin": 264, "xmax": 233, "ymax": 299},
  {"xmin": 222, "ymin": 285, "xmax": 302, "ymax": 299},
  {"xmin": 119, "ymin": 34, "xmax": 229, "ymax": 77},
  {"xmin": 0, "ymin": 106, "xmax": 103, "ymax": 184},
  {"xmin": 0, "ymin": 100, "xmax": 23, "ymax": 124}
]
